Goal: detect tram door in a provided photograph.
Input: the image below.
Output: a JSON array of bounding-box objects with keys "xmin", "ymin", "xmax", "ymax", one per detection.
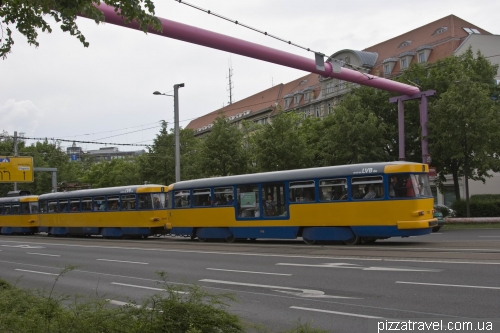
[{"xmin": 261, "ymin": 182, "xmax": 287, "ymax": 217}]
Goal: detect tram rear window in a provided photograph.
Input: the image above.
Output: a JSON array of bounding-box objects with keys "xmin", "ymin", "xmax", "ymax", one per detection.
[
  {"xmin": 389, "ymin": 173, "xmax": 432, "ymax": 198},
  {"xmin": 138, "ymin": 194, "xmax": 153, "ymax": 210},
  {"xmin": 21, "ymin": 202, "xmax": 30, "ymax": 214},
  {"xmin": 152, "ymin": 193, "xmax": 166, "ymax": 209},
  {"xmin": 30, "ymin": 202, "xmax": 39, "ymax": 214}
]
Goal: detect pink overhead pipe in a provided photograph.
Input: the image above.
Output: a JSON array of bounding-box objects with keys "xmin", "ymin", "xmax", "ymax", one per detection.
[{"xmin": 93, "ymin": 4, "xmax": 420, "ymax": 95}]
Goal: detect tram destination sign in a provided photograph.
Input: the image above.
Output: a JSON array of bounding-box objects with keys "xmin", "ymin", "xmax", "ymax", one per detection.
[{"xmin": 0, "ymin": 156, "xmax": 34, "ymax": 183}]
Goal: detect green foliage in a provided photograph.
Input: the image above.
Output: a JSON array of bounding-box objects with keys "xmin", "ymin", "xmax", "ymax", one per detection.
[
  {"xmin": 199, "ymin": 115, "xmax": 248, "ymax": 176},
  {"xmin": 79, "ymin": 157, "xmax": 142, "ymax": 188},
  {"xmin": 318, "ymin": 94, "xmax": 390, "ymax": 165},
  {"xmin": 138, "ymin": 122, "xmax": 202, "ymax": 185},
  {"xmin": 451, "ymin": 199, "xmax": 500, "ymax": 217},
  {"xmin": 0, "ymin": 0, "xmax": 162, "ymax": 58},
  {"xmin": 252, "ymin": 111, "xmax": 311, "ymax": 171},
  {"xmin": 471, "ymin": 194, "xmax": 500, "ymax": 202}
]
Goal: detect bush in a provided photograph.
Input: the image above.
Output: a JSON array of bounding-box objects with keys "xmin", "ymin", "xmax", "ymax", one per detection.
[
  {"xmin": 451, "ymin": 199, "xmax": 500, "ymax": 217},
  {"xmin": 0, "ymin": 275, "xmax": 326, "ymax": 333},
  {"xmin": 471, "ymin": 194, "xmax": 500, "ymax": 202}
]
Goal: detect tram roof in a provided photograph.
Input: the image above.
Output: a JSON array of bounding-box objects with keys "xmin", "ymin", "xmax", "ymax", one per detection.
[
  {"xmin": 38, "ymin": 184, "xmax": 166, "ymax": 200},
  {"xmin": 171, "ymin": 161, "xmax": 427, "ymax": 190},
  {"xmin": 0, "ymin": 195, "xmax": 39, "ymax": 204}
]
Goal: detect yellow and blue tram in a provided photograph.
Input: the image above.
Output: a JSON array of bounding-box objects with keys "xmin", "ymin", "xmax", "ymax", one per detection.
[
  {"xmin": 0, "ymin": 193, "xmax": 39, "ymax": 235},
  {"xmin": 166, "ymin": 162, "xmax": 437, "ymax": 244},
  {"xmin": 37, "ymin": 185, "xmax": 168, "ymax": 238}
]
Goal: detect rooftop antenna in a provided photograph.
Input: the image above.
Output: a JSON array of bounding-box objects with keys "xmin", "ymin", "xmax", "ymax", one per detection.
[{"xmin": 227, "ymin": 57, "xmax": 234, "ymax": 105}]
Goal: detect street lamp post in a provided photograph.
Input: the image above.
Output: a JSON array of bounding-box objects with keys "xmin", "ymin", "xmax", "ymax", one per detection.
[{"xmin": 153, "ymin": 83, "xmax": 184, "ymax": 182}]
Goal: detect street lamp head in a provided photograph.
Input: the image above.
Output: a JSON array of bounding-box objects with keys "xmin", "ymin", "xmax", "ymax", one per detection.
[{"xmin": 153, "ymin": 91, "xmax": 162, "ymax": 95}]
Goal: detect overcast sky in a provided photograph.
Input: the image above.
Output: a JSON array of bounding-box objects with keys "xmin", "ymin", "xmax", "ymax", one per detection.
[{"xmin": 1, "ymin": 0, "xmax": 499, "ymax": 153}]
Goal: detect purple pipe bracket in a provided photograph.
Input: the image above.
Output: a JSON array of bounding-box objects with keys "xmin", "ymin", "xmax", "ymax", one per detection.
[{"xmin": 93, "ymin": 4, "xmax": 420, "ymax": 96}]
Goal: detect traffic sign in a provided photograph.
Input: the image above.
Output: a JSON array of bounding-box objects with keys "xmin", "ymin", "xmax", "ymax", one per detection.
[{"xmin": 0, "ymin": 157, "xmax": 34, "ymax": 183}]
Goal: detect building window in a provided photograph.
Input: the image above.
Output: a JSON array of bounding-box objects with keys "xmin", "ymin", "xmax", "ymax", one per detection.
[
  {"xmin": 432, "ymin": 27, "xmax": 448, "ymax": 36},
  {"xmin": 384, "ymin": 64, "xmax": 391, "ymax": 75},
  {"xmin": 304, "ymin": 92, "xmax": 310, "ymax": 102},
  {"xmin": 401, "ymin": 58, "xmax": 408, "ymax": 69},
  {"xmin": 339, "ymin": 80, "xmax": 346, "ymax": 90},
  {"xmin": 418, "ymin": 52, "xmax": 426, "ymax": 63},
  {"xmin": 294, "ymin": 95, "xmax": 301, "ymax": 105},
  {"xmin": 398, "ymin": 40, "xmax": 412, "ymax": 49},
  {"xmin": 285, "ymin": 98, "xmax": 292, "ymax": 108}
]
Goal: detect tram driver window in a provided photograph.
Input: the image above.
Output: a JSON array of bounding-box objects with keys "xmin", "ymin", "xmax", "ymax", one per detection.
[
  {"xmin": 289, "ymin": 181, "xmax": 315, "ymax": 203},
  {"xmin": 351, "ymin": 176, "xmax": 384, "ymax": 200}
]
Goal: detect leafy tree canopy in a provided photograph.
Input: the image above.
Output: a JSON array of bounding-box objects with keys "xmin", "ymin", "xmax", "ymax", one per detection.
[{"xmin": 0, "ymin": 0, "xmax": 161, "ymax": 58}]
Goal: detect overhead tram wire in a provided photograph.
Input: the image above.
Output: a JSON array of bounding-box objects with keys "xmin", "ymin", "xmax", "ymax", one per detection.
[{"xmin": 56, "ymin": 120, "xmax": 163, "ymax": 138}]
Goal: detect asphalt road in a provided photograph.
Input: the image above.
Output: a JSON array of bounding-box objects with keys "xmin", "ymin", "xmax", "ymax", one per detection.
[{"xmin": 1, "ymin": 229, "xmax": 499, "ymax": 332}]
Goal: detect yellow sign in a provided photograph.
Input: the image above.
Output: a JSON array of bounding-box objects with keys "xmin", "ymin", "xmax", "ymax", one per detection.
[{"xmin": 0, "ymin": 157, "xmax": 34, "ymax": 183}]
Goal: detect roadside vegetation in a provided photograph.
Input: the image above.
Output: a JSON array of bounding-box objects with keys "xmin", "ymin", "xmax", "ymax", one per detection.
[{"xmin": 0, "ymin": 270, "xmax": 326, "ymax": 333}]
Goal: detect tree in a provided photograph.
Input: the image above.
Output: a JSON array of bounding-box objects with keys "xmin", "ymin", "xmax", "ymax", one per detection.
[
  {"xmin": 199, "ymin": 115, "xmax": 248, "ymax": 177},
  {"xmin": 318, "ymin": 94, "xmax": 390, "ymax": 165},
  {"xmin": 253, "ymin": 111, "xmax": 311, "ymax": 172},
  {"xmin": 427, "ymin": 48, "xmax": 500, "ymax": 202},
  {"xmin": 138, "ymin": 122, "xmax": 201, "ymax": 185},
  {"xmin": 80, "ymin": 157, "xmax": 142, "ymax": 188},
  {"xmin": 0, "ymin": 0, "xmax": 161, "ymax": 58}
]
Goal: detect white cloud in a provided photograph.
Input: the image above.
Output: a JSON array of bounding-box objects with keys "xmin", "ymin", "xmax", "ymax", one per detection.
[{"xmin": 0, "ymin": 99, "xmax": 44, "ymax": 135}]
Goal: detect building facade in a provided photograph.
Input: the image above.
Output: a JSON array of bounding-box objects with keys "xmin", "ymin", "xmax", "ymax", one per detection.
[{"xmin": 186, "ymin": 15, "xmax": 500, "ymax": 204}]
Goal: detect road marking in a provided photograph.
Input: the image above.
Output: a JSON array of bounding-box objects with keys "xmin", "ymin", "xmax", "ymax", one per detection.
[
  {"xmin": 2, "ymin": 245, "xmax": 45, "ymax": 249},
  {"xmin": 291, "ymin": 306, "xmax": 384, "ymax": 319},
  {"xmin": 15, "ymin": 269, "xmax": 59, "ymax": 276},
  {"xmin": 396, "ymin": 281, "xmax": 500, "ymax": 290},
  {"xmin": 199, "ymin": 279, "xmax": 359, "ymax": 299},
  {"xmin": 97, "ymin": 259, "xmax": 148, "ymax": 265},
  {"xmin": 479, "ymin": 236, "xmax": 500, "ymax": 238},
  {"xmin": 111, "ymin": 282, "xmax": 187, "ymax": 294},
  {"xmin": 385, "ymin": 259, "xmax": 500, "ymax": 265},
  {"xmin": 207, "ymin": 268, "xmax": 292, "ymax": 276},
  {"xmin": 27, "ymin": 252, "xmax": 61, "ymax": 257},
  {"xmin": 277, "ymin": 262, "xmax": 440, "ymax": 272}
]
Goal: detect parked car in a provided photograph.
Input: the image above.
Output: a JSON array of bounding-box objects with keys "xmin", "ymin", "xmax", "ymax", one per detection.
[{"xmin": 433, "ymin": 206, "xmax": 444, "ymax": 232}]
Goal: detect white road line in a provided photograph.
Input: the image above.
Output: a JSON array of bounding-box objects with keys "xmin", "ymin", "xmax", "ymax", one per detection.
[
  {"xmin": 291, "ymin": 306, "xmax": 384, "ymax": 319},
  {"xmin": 478, "ymin": 236, "xmax": 500, "ymax": 238},
  {"xmin": 385, "ymin": 259, "xmax": 500, "ymax": 265},
  {"xmin": 27, "ymin": 252, "xmax": 61, "ymax": 257},
  {"xmin": 97, "ymin": 259, "xmax": 148, "ymax": 265},
  {"xmin": 15, "ymin": 269, "xmax": 59, "ymax": 276},
  {"xmin": 1, "ymin": 245, "xmax": 45, "ymax": 249},
  {"xmin": 199, "ymin": 279, "xmax": 359, "ymax": 299},
  {"xmin": 111, "ymin": 282, "xmax": 187, "ymax": 294},
  {"xmin": 207, "ymin": 268, "xmax": 292, "ymax": 276},
  {"xmin": 396, "ymin": 281, "xmax": 500, "ymax": 290},
  {"xmin": 277, "ymin": 262, "xmax": 440, "ymax": 272}
]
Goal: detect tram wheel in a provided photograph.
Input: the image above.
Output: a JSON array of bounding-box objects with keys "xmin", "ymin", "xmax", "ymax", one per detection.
[
  {"xmin": 361, "ymin": 237, "xmax": 376, "ymax": 244},
  {"xmin": 303, "ymin": 238, "xmax": 316, "ymax": 245},
  {"xmin": 343, "ymin": 235, "xmax": 361, "ymax": 245},
  {"xmin": 224, "ymin": 234, "xmax": 235, "ymax": 243},
  {"xmin": 198, "ymin": 237, "xmax": 207, "ymax": 242}
]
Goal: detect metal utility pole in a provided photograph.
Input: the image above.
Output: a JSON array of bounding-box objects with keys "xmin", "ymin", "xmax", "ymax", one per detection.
[
  {"xmin": 173, "ymin": 83, "xmax": 184, "ymax": 183},
  {"xmin": 13, "ymin": 131, "xmax": 18, "ymax": 191},
  {"xmin": 227, "ymin": 67, "xmax": 234, "ymax": 105}
]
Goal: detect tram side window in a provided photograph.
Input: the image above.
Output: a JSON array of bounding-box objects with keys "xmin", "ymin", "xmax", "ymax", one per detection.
[
  {"xmin": 94, "ymin": 196, "xmax": 106, "ymax": 211},
  {"xmin": 262, "ymin": 183, "xmax": 286, "ymax": 217},
  {"xmin": 59, "ymin": 199, "xmax": 69, "ymax": 212},
  {"xmin": 237, "ymin": 185, "xmax": 259, "ymax": 218},
  {"xmin": 107, "ymin": 196, "xmax": 120, "ymax": 211},
  {"xmin": 82, "ymin": 197, "xmax": 92, "ymax": 211},
  {"xmin": 3, "ymin": 204, "xmax": 11, "ymax": 215},
  {"xmin": 152, "ymin": 193, "xmax": 166, "ymax": 209},
  {"xmin": 352, "ymin": 176, "xmax": 384, "ymax": 200},
  {"xmin": 121, "ymin": 194, "xmax": 136, "ymax": 210},
  {"xmin": 0, "ymin": 204, "xmax": 3, "ymax": 215},
  {"xmin": 193, "ymin": 189, "xmax": 211, "ymax": 207},
  {"xmin": 320, "ymin": 179, "xmax": 347, "ymax": 201},
  {"xmin": 70, "ymin": 198, "xmax": 81, "ymax": 212},
  {"xmin": 289, "ymin": 181, "xmax": 315, "ymax": 203},
  {"xmin": 138, "ymin": 194, "xmax": 153, "ymax": 210},
  {"xmin": 174, "ymin": 191, "xmax": 190, "ymax": 208},
  {"xmin": 214, "ymin": 187, "xmax": 234, "ymax": 206},
  {"xmin": 21, "ymin": 202, "xmax": 30, "ymax": 214},
  {"xmin": 39, "ymin": 200, "xmax": 47, "ymax": 213},
  {"xmin": 48, "ymin": 200, "xmax": 58, "ymax": 213},
  {"xmin": 11, "ymin": 203, "xmax": 20, "ymax": 214}
]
